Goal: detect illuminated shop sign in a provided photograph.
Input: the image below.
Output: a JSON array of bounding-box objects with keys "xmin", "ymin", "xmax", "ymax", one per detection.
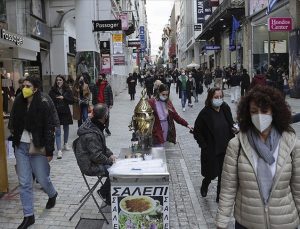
[{"xmin": 0, "ymin": 29, "xmax": 23, "ymax": 46}]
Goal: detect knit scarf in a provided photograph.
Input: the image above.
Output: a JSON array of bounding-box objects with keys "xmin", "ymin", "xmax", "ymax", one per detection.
[{"xmin": 247, "ymin": 127, "xmax": 281, "ymax": 204}]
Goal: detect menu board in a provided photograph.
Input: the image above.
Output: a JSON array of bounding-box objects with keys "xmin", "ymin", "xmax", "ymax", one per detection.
[{"xmin": 111, "ymin": 185, "xmax": 169, "ymax": 229}]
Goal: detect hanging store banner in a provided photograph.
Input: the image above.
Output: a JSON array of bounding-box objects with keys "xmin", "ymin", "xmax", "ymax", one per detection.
[
  {"xmin": 204, "ymin": 0, "xmax": 212, "ymax": 16},
  {"xmin": 111, "ymin": 185, "xmax": 169, "ymax": 229},
  {"xmin": 196, "ymin": 0, "xmax": 205, "ymax": 24},
  {"xmin": 128, "ymin": 39, "xmax": 141, "ymax": 47},
  {"xmin": 100, "ymin": 53, "xmax": 111, "ymax": 74},
  {"xmin": 119, "ymin": 13, "xmax": 129, "ymax": 30},
  {"xmin": 140, "ymin": 26, "xmax": 146, "ymax": 52},
  {"xmin": 113, "ymin": 55, "xmax": 126, "ymax": 65},
  {"xmin": 268, "ymin": 17, "xmax": 292, "ymax": 32},
  {"xmin": 92, "ymin": 20, "xmax": 122, "ymax": 32}
]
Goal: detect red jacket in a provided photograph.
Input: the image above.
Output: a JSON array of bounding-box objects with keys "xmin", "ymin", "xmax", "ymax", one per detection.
[{"xmin": 148, "ymin": 98, "xmax": 188, "ymax": 145}]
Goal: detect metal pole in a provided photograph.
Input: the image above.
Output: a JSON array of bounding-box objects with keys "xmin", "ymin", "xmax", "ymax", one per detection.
[
  {"xmin": 268, "ymin": 31, "xmax": 271, "ymax": 67},
  {"xmin": 0, "ymin": 76, "xmax": 9, "ymax": 193}
]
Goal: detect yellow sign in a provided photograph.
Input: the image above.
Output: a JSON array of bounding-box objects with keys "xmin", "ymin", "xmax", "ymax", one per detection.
[{"xmin": 112, "ymin": 34, "xmax": 123, "ymax": 43}]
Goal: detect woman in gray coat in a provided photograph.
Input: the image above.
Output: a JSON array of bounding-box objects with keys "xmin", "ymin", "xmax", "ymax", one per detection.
[{"xmin": 216, "ymin": 85, "xmax": 300, "ymax": 229}]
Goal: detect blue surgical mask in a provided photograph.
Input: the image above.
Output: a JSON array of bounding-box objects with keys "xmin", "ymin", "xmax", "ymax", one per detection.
[
  {"xmin": 212, "ymin": 98, "xmax": 223, "ymax": 107},
  {"xmin": 159, "ymin": 95, "xmax": 168, "ymax": 101}
]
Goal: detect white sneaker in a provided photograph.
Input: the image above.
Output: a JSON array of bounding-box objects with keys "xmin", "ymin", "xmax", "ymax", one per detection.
[
  {"xmin": 57, "ymin": 150, "xmax": 63, "ymax": 159},
  {"xmin": 63, "ymin": 143, "xmax": 71, "ymax": 151},
  {"xmin": 183, "ymin": 107, "xmax": 186, "ymax": 112}
]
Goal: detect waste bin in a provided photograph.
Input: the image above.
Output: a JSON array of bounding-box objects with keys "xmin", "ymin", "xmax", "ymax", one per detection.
[{"xmin": 109, "ymin": 147, "xmax": 170, "ymax": 229}]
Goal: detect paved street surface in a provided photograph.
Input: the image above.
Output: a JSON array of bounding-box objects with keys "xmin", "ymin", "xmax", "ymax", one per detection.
[{"xmin": 1, "ymin": 84, "xmax": 300, "ymax": 229}]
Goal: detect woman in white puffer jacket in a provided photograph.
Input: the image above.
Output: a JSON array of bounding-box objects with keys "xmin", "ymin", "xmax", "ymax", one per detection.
[{"xmin": 216, "ymin": 85, "xmax": 300, "ymax": 229}]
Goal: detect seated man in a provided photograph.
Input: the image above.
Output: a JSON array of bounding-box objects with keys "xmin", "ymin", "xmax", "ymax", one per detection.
[{"xmin": 73, "ymin": 104, "xmax": 116, "ymax": 205}]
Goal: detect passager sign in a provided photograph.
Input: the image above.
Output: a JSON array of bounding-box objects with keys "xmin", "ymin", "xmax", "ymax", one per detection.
[
  {"xmin": 268, "ymin": 17, "xmax": 292, "ymax": 32},
  {"xmin": 92, "ymin": 20, "xmax": 122, "ymax": 31}
]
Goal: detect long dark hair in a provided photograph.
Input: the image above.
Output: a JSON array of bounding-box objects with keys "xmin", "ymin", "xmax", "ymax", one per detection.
[
  {"xmin": 205, "ymin": 87, "xmax": 223, "ymax": 107},
  {"xmin": 53, "ymin": 75, "xmax": 69, "ymax": 91},
  {"xmin": 237, "ymin": 85, "xmax": 293, "ymax": 134}
]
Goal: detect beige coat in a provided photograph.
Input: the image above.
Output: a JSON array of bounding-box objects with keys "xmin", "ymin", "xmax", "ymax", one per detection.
[{"xmin": 216, "ymin": 131, "xmax": 300, "ymax": 229}]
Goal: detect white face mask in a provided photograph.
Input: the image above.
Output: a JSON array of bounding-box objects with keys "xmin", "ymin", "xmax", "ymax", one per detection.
[
  {"xmin": 159, "ymin": 95, "xmax": 168, "ymax": 101},
  {"xmin": 251, "ymin": 114, "xmax": 272, "ymax": 133},
  {"xmin": 212, "ymin": 98, "xmax": 223, "ymax": 107}
]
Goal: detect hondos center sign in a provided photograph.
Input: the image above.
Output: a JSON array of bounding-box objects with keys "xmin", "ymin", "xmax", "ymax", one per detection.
[
  {"xmin": 268, "ymin": 17, "xmax": 292, "ymax": 32},
  {"xmin": 92, "ymin": 20, "xmax": 122, "ymax": 31}
]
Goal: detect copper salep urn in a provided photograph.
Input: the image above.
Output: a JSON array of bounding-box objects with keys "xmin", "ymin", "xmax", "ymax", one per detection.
[{"xmin": 129, "ymin": 89, "xmax": 155, "ymax": 149}]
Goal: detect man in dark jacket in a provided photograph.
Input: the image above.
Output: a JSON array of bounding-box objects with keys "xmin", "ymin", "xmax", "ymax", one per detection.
[
  {"xmin": 240, "ymin": 69, "xmax": 250, "ymax": 96},
  {"xmin": 92, "ymin": 74, "xmax": 113, "ymax": 136},
  {"xmin": 74, "ymin": 104, "xmax": 116, "ymax": 205}
]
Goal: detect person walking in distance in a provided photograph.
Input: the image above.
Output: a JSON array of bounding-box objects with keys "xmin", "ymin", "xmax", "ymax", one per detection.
[
  {"xmin": 228, "ymin": 68, "xmax": 241, "ymax": 103},
  {"xmin": 240, "ymin": 69, "xmax": 250, "ymax": 96},
  {"xmin": 187, "ymin": 72, "xmax": 196, "ymax": 108},
  {"xmin": 126, "ymin": 73, "xmax": 137, "ymax": 100},
  {"xmin": 214, "ymin": 66, "xmax": 223, "ymax": 88},
  {"xmin": 176, "ymin": 69, "xmax": 188, "ymax": 112},
  {"xmin": 92, "ymin": 73, "xmax": 113, "ymax": 136},
  {"xmin": 193, "ymin": 87, "xmax": 235, "ymax": 202},
  {"xmin": 72, "ymin": 75, "xmax": 90, "ymax": 127},
  {"xmin": 49, "ymin": 75, "xmax": 74, "ymax": 159},
  {"xmin": 8, "ymin": 75, "xmax": 58, "ymax": 229}
]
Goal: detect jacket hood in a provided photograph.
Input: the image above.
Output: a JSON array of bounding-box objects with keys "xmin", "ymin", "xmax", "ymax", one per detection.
[{"xmin": 77, "ymin": 118, "xmax": 102, "ymax": 136}]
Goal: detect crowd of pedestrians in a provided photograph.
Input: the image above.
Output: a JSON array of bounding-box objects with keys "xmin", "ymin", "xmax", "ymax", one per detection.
[{"xmin": 6, "ymin": 60, "xmax": 300, "ymax": 229}]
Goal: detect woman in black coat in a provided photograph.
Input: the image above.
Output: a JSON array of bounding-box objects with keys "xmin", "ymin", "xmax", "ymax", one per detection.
[
  {"xmin": 127, "ymin": 73, "xmax": 137, "ymax": 100},
  {"xmin": 49, "ymin": 75, "xmax": 74, "ymax": 159},
  {"xmin": 193, "ymin": 87, "xmax": 235, "ymax": 202}
]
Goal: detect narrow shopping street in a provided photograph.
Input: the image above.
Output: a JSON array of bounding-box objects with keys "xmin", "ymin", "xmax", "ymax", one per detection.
[{"xmin": 1, "ymin": 84, "xmax": 300, "ymax": 229}]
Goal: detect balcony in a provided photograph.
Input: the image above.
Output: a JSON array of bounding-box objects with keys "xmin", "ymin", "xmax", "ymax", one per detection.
[{"xmin": 196, "ymin": 0, "xmax": 245, "ymax": 40}]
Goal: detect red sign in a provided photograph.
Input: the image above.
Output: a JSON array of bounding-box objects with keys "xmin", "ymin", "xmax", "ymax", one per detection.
[{"xmin": 268, "ymin": 17, "xmax": 293, "ymax": 32}]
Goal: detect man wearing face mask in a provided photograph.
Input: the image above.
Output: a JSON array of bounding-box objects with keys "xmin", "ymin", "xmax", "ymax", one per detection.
[
  {"xmin": 193, "ymin": 87, "xmax": 235, "ymax": 203},
  {"xmin": 148, "ymin": 84, "xmax": 193, "ymax": 147},
  {"xmin": 216, "ymin": 85, "xmax": 300, "ymax": 229},
  {"xmin": 8, "ymin": 75, "xmax": 58, "ymax": 229},
  {"xmin": 176, "ymin": 69, "xmax": 188, "ymax": 111},
  {"xmin": 74, "ymin": 104, "xmax": 117, "ymax": 205}
]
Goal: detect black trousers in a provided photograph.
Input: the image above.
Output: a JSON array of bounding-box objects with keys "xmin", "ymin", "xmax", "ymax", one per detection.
[{"xmin": 235, "ymin": 221, "xmax": 247, "ymax": 229}]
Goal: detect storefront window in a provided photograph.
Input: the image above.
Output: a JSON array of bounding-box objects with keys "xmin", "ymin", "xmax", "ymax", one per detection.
[{"xmin": 0, "ymin": 0, "xmax": 7, "ymax": 22}]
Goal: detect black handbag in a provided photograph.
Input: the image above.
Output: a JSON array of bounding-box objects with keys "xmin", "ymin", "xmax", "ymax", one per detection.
[{"xmin": 29, "ymin": 140, "xmax": 46, "ymax": 156}]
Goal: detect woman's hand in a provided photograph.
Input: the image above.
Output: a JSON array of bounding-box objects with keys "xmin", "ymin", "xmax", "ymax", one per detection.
[{"xmin": 187, "ymin": 125, "xmax": 194, "ymax": 133}]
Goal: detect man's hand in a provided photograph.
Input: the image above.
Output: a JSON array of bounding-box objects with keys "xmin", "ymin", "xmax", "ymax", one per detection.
[
  {"xmin": 109, "ymin": 155, "xmax": 117, "ymax": 163},
  {"xmin": 47, "ymin": 156, "xmax": 53, "ymax": 162},
  {"xmin": 56, "ymin": 96, "xmax": 64, "ymax": 100}
]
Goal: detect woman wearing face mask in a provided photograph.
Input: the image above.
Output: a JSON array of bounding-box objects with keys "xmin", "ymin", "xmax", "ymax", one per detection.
[
  {"xmin": 49, "ymin": 75, "xmax": 74, "ymax": 159},
  {"xmin": 216, "ymin": 85, "xmax": 300, "ymax": 229},
  {"xmin": 8, "ymin": 75, "xmax": 58, "ymax": 229},
  {"xmin": 148, "ymin": 84, "xmax": 193, "ymax": 147},
  {"xmin": 73, "ymin": 75, "xmax": 90, "ymax": 127},
  {"xmin": 193, "ymin": 87, "xmax": 235, "ymax": 202},
  {"xmin": 187, "ymin": 72, "xmax": 196, "ymax": 108}
]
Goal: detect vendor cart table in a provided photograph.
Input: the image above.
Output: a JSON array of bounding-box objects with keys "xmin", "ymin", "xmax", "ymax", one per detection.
[{"xmin": 109, "ymin": 147, "xmax": 170, "ymax": 229}]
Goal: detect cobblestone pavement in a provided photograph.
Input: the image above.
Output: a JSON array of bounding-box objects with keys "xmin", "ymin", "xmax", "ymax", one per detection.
[{"xmin": 1, "ymin": 84, "xmax": 300, "ymax": 229}]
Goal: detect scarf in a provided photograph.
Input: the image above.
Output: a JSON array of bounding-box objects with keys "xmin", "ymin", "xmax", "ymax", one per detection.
[
  {"xmin": 91, "ymin": 117, "xmax": 105, "ymax": 132},
  {"xmin": 247, "ymin": 127, "xmax": 281, "ymax": 204}
]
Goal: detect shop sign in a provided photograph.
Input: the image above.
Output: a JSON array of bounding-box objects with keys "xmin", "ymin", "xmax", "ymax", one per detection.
[
  {"xmin": 133, "ymin": 49, "xmax": 142, "ymax": 53},
  {"xmin": 92, "ymin": 20, "xmax": 122, "ymax": 32},
  {"xmin": 196, "ymin": 0, "xmax": 205, "ymax": 24},
  {"xmin": 268, "ymin": 17, "xmax": 292, "ymax": 32},
  {"xmin": 0, "ymin": 29, "xmax": 23, "ymax": 46},
  {"xmin": 119, "ymin": 13, "xmax": 129, "ymax": 30},
  {"xmin": 112, "ymin": 34, "xmax": 123, "ymax": 43},
  {"xmin": 100, "ymin": 41, "xmax": 111, "ymax": 54},
  {"xmin": 111, "ymin": 185, "xmax": 169, "ymax": 229},
  {"xmin": 113, "ymin": 55, "xmax": 126, "ymax": 65},
  {"xmin": 68, "ymin": 37, "xmax": 76, "ymax": 55},
  {"xmin": 30, "ymin": 18, "xmax": 51, "ymax": 42},
  {"xmin": 140, "ymin": 26, "xmax": 146, "ymax": 52},
  {"xmin": 100, "ymin": 53, "xmax": 111, "ymax": 74},
  {"xmin": 194, "ymin": 24, "xmax": 203, "ymax": 32},
  {"xmin": 204, "ymin": 0, "xmax": 212, "ymax": 16},
  {"xmin": 128, "ymin": 39, "xmax": 141, "ymax": 47},
  {"xmin": 205, "ymin": 45, "xmax": 221, "ymax": 50}
]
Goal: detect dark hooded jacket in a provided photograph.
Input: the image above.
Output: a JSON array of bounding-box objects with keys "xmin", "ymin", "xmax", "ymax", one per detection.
[{"xmin": 73, "ymin": 118, "xmax": 113, "ymax": 176}]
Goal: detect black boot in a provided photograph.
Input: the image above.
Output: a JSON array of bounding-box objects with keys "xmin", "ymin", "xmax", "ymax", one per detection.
[
  {"xmin": 46, "ymin": 192, "xmax": 58, "ymax": 209},
  {"xmin": 105, "ymin": 128, "xmax": 111, "ymax": 136},
  {"xmin": 18, "ymin": 215, "xmax": 35, "ymax": 229},
  {"xmin": 200, "ymin": 178, "xmax": 210, "ymax": 197}
]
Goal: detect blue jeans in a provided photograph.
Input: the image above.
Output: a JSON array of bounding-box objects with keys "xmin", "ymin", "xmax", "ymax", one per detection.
[
  {"xmin": 78, "ymin": 104, "xmax": 88, "ymax": 127},
  {"xmin": 181, "ymin": 90, "xmax": 187, "ymax": 108},
  {"xmin": 15, "ymin": 142, "xmax": 57, "ymax": 216},
  {"xmin": 55, "ymin": 125, "xmax": 69, "ymax": 150}
]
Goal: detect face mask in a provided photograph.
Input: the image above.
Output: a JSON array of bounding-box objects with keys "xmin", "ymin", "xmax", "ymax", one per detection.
[
  {"xmin": 181, "ymin": 72, "xmax": 185, "ymax": 75},
  {"xmin": 251, "ymin": 114, "xmax": 272, "ymax": 133},
  {"xmin": 22, "ymin": 87, "xmax": 33, "ymax": 98},
  {"xmin": 212, "ymin": 98, "xmax": 223, "ymax": 107},
  {"xmin": 159, "ymin": 95, "xmax": 168, "ymax": 101}
]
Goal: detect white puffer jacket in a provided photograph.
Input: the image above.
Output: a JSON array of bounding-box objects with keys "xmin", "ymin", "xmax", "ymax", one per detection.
[{"xmin": 216, "ymin": 131, "xmax": 300, "ymax": 229}]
